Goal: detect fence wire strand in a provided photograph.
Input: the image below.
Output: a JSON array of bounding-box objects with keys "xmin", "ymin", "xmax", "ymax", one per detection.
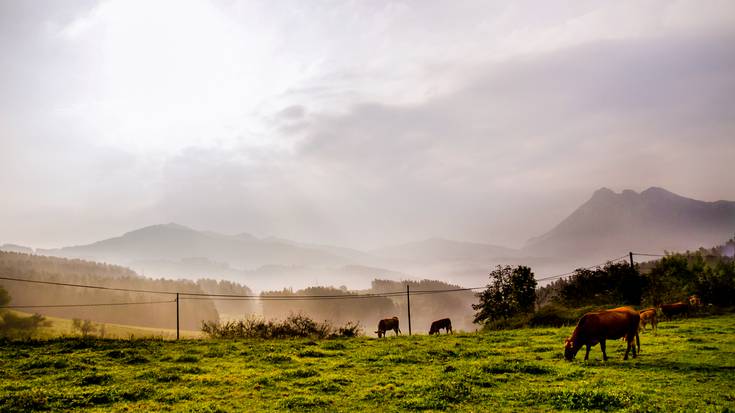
[{"xmin": 0, "ymin": 252, "xmax": 667, "ymax": 307}]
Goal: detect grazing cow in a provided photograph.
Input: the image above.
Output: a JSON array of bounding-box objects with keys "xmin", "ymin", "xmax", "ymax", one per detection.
[
  {"xmin": 564, "ymin": 307, "xmax": 640, "ymax": 361},
  {"xmin": 428, "ymin": 318, "xmax": 453, "ymax": 335},
  {"xmin": 639, "ymin": 308, "xmax": 658, "ymax": 332},
  {"xmin": 688, "ymin": 295, "xmax": 701, "ymax": 306},
  {"xmin": 375, "ymin": 317, "xmax": 401, "ymax": 338},
  {"xmin": 688, "ymin": 295, "xmax": 702, "ymax": 310},
  {"xmin": 660, "ymin": 302, "xmax": 689, "ymax": 320}
]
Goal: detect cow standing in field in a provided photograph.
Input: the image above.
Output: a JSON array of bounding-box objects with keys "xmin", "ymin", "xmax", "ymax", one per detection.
[
  {"xmin": 639, "ymin": 308, "xmax": 658, "ymax": 332},
  {"xmin": 564, "ymin": 307, "xmax": 640, "ymax": 361},
  {"xmin": 688, "ymin": 295, "xmax": 702, "ymax": 314},
  {"xmin": 375, "ymin": 317, "xmax": 401, "ymax": 338},
  {"xmin": 428, "ymin": 318, "xmax": 452, "ymax": 335},
  {"xmin": 660, "ymin": 302, "xmax": 689, "ymax": 321},
  {"xmin": 689, "ymin": 295, "xmax": 701, "ymax": 307}
]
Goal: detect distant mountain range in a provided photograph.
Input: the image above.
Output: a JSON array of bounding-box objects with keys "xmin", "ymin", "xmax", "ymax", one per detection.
[
  {"xmin": 523, "ymin": 187, "xmax": 735, "ymax": 259},
  {"xmin": 9, "ymin": 186, "xmax": 734, "ymax": 289},
  {"xmin": 38, "ymin": 223, "xmax": 355, "ymax": 270}
]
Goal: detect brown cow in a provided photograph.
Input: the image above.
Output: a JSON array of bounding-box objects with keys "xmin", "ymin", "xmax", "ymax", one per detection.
[
  {"xmin": 639, "ymin": 308, "xmax": 658, "ymax": 332},
  {"xmin": 428, "ymin": 318, "xmax": 452, "ymax": 335},
  {"xmin": 689, "ymin": 295, "xmax": 701, "ymax": 307},
  {"xmin": 375, "ymin": 317, "xmax": 401, "ymax": 338},
  {"xmin": 564, "ymin": 307, "xmax": 640, "ymax": 361},
  {"xmin": 660, "ymin": 302, "xmax": 689, "ymax": 320}
]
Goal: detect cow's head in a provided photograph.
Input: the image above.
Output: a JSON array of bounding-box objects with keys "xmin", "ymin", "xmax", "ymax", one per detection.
[
  {"xmin": 428, "ymin": 327, "xmax": 437, "ymax": 335},
  {"xmin": 564, "ymin": 338, "xmax": 579, "ymax": 361},
  {"xmin": 375, "ymin": 330, "xmax": 384, "ymax": 338}
]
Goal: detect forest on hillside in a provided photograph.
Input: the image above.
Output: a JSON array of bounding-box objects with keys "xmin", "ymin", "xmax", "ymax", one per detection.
[
  {"xmin": 0, "ymin": 252, "xmax": 253, "ymax": 330},
  {"xmin": 2, "ymin": 236, "xmax": 733, "ymax": 336}
]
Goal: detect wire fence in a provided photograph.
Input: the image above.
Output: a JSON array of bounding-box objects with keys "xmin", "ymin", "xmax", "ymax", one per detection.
[
  {"xmin": 0, "ymin": 251, "xmax": 668, "ymax": 308},
  {"xmin": 0, "ymin": 251, "xmax": 670, "ymax": 337}
]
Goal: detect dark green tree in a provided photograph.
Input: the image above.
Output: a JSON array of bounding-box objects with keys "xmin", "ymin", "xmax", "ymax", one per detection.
[
  {"xmin": 0, "ymin": 286, "xmax": 9, "ymax": 307},
  {"xmin": 511, "ymin": 266, "xmax": 537, "ymax": 313},
  {"xmin": 0, "ymin": 286, "xmax": 50, "ymax": 339},
  {"xmin": 558, "ymin": 262, "xmax": 644, "ymax": 307},
  {"xmin": 473, "ymin": 265, "xmax": 537, "ymax": 324}
]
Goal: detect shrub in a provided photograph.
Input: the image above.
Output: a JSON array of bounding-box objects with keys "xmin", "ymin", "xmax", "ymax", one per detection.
[
  {"xmin": 528, "ymin": 304, "xmax": 579, "ymax": 327},
  {"xmin": 201, "ymin": 314, "xmax": 362, "ymax": 339}
]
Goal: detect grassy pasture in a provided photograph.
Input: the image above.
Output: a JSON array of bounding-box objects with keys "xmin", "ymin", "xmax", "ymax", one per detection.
[
  {"xmin": 0, "ymin": 315, "xmax": 733, "ymax": 412},
  {"xmin": 8, "ymin": 310, "xmax": 202, "ymax": 340}
]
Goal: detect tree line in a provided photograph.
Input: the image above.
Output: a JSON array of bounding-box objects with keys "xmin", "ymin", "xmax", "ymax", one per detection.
[
  {"xmin": 0, "ymin": 252, "xmax": 257, "ymax": 330},
  {"xmin": 473, "ymin": 237, "xmax": 735, "ymax": 328}
]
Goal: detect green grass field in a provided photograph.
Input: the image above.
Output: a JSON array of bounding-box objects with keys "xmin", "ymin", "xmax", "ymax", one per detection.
[{"xmin": 1, "ymin": 315, "xmax": 734, "ymax": 412}]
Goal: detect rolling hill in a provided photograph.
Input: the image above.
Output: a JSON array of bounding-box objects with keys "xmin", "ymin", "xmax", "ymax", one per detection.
[{"xmin": 39, "ymin": 223, "xmax": 355, "ymax": 270}]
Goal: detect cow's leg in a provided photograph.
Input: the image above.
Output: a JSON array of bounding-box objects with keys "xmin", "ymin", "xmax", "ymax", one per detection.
[
  {"xmin": 600, "ymin": 340, "xmax": 608, "ymax": 361},
  {"xmin": 635, "ymin": 332, "xmax": 640, "ymax": 355},
  {"xmin": 623, "ymin": 339, "xmax": 631, "ymax": 360},
  {"xmin": 584, "ymin": 344, "xmax": 591, "ymax": 361}
]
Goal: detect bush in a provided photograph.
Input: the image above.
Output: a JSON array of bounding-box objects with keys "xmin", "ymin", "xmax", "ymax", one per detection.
[
  {"xmin": 0, "ymin": 312, "xmax": 51, "ymax": 339},
  {"xmin": 528, "ymin": 304, "xmax": 580, "ymax": 327},
  {"xmin": 0, "ymin": 286, "xmax": 51, "ymax": 339},
  {"xmin": 201, "ymin": 313, "xmax": 362, "ymax": 339},
  {"xmin": 483, "ymin": 304, "xmax": 602, "ymax": 330}
]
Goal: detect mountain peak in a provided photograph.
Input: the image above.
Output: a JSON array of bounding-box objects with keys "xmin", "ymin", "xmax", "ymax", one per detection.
[
  {"xmin": 590, "ymin": 187, "xmax": 617, "ymax": 201},
  {"xmin": 641, "ymin": 186, "xmax": 674, "ymax": 197},
  {"xmin": 124, "ymin": 222, "xmax": 194, "ymax": 237},
  {"xmin": 163, "ymin": 222, "xmax": 191, "ymax": 230},
  {"xmin": 524, "ymin": 186, "xmax": 735, "ymax": 258}
]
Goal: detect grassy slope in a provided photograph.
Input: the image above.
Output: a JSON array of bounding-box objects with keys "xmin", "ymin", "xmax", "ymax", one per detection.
[
  {"xmin": 9, "ymin": 310, "xmax": 202, "ymax": 340},
  {"xmin": 1, "ymin": 315, "xmax": 733, "ymax": 412}
]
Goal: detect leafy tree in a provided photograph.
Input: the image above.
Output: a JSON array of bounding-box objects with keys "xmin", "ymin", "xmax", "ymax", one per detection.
[
  {"xmin": 72, "ymin": 318, "xmax": 97, "ymax": 338},
  {"xmin": 695, "ymin": 259, "xmax": 735, "ymax": 306},
  {"xmin": 0, "ymin": 286, "xmax": 9, "ymax": 307},
  {"xmin": 0, "ymin": 286, "xmax": 50, "ymax": 339},
  {"xmin": 473, "ymin": 265, "xmax": 537, "ymax": 324},
  {"xmin": 511, "ymin": 266, "xmax": 537, "ymax": 313},
  {"xmin": 556, "ymin": 262, "xmax": 644, "ymax": 307}
]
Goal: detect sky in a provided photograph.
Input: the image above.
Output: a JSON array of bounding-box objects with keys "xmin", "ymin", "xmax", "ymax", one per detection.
[{"xmin": 1, "ymin": 0, "xmax": 734, "ymax": 250}]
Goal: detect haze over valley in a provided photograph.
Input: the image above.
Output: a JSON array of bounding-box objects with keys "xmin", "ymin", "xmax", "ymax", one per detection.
[
  {"xmin": 4, "ymin": 186, "xmax": 733, "ymax": 291},
  {"xmin": 1, "ymin": 0, "xmax": 734, "ymax": 332}
]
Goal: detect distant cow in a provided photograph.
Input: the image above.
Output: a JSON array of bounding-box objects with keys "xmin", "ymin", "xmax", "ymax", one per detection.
[
  {"xmin": 639, "ymin": 308, "xmax": 658, "ymax": 332},
  {"xmin": 660, "ymin": 302, "xmax": 689, "ymax": 320},
  {"xmin": 429, "ymin": 318, "xmax": 452, "ymax": 335},
  {"xmin": 564, "ymin": 307, "xmax": 640, "ymax": 361},
  {"xmin": 376, "ymin": 317, "xmax": 401, "ymax": 338},
  {"xmin": 688, "ymin": 295, "xmax": 702, "ymax": 309}
]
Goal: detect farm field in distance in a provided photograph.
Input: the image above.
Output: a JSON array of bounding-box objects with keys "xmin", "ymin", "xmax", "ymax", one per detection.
[
  {"xmin": 7, "ymin": 310, "xmax": 202, "ymax": 340},
  {"xmin": 1, "ymin": 315, "xmax": 734, "ymax": 412}
]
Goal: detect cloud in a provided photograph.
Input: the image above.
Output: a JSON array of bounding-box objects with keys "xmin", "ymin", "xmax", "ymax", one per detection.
[
  {"xmin": 284, "ymin": 31, "xmax": 735, "ymax": 245},
  {"xmin": 1, "ymin": 1, "xmax": 734, "ymax": 249}
]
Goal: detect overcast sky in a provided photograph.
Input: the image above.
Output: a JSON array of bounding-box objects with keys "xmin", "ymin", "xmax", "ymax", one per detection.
[{"xmin": 1, "ymin": 0, "xmax": 734, "ymax": 249}]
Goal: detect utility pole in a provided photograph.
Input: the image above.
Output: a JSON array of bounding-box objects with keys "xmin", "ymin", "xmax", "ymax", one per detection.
[
  {"xmin": 176, "ymin": 293, "xmax": 180, "ymax": 340},
  {"xmin": 629, "ymin": 252, "xmax": 635, "ymax": 269},
  {"xmin": 406, "ymin": 284, "xmax": 412, "ymax": 336}
]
